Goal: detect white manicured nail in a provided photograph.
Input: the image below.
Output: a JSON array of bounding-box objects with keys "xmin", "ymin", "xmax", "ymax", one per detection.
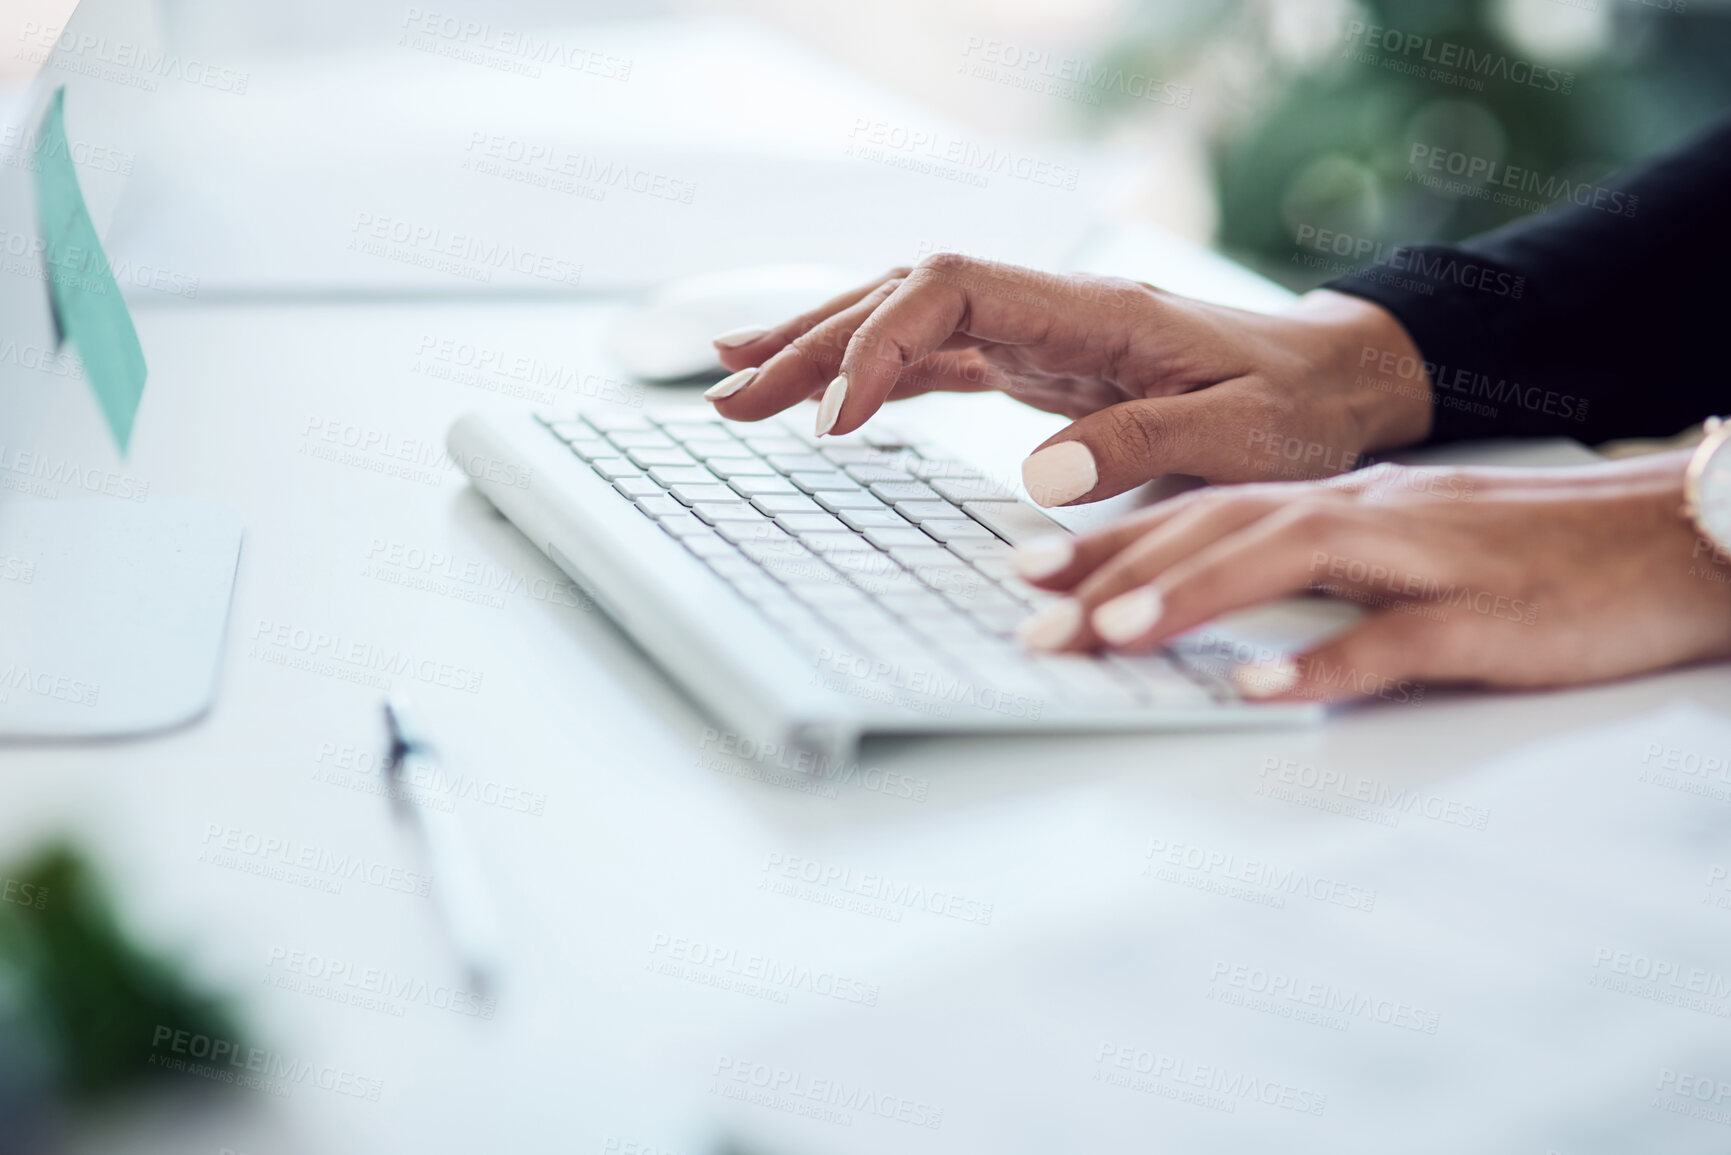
[
  {"xmin": 1016, "ymin": 599, "xmax": 1082, "ymax": 652},
  {"xmin": 1010, "ymin": 535, "xmax": 1074, "ymax": 580},
  {"xmin": 1092, "ymin": 587, "xmax": 1162, "ymax": 645},
  {"xmin": 713, "ymin": 325, "xmax": 770, "ymax": 348},
  {"xmin": 1022, "ymin": 441, "xmax": 1097, "ymax": 507},
  {"xmin": 815, "ymin": 374, "xmax": 848, "ymax": 436},
  {"xmin": 704, "ymin": 367, "xmax": 757, "ymax": 401},
  {"xmin": 1234, "ymin": 658, "xmax": 1299, "ymax": 700}
]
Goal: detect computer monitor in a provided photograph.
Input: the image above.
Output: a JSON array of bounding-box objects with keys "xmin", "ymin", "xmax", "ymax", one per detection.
[{"xmin": 0, "ymin": 0, "xmax": 243, "ymax": 740}]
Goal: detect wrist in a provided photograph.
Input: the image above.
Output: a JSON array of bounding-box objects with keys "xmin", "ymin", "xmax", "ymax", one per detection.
[{"xmin": 1288, "ymin": 289, "xmax": 1434, "ymax": 451}]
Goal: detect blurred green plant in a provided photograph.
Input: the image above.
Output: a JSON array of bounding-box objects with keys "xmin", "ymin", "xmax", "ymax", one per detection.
[
  {"xmin": 0, "ymin": 843, "xmax": 240, "ymax": 1149},
  {"xmin": 1098, "ymin": 0, "xmax": 1731, "ymax": 286}
]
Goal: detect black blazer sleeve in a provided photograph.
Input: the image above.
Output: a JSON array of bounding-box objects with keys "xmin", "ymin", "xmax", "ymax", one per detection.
[{"xmin": 1325, "ymin": 115, "xmax": 1731, "ymax": 445}]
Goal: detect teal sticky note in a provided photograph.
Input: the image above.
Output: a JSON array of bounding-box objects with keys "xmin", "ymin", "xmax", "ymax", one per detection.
[{"xmin": 33, "ymin": 86, "xmax": 147, "ymax": 455}]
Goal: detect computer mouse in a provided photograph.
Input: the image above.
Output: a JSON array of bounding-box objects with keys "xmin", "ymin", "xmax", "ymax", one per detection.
[{"xmin": 608, "ymin": 263, "xmax": 865, "ymax": 382}]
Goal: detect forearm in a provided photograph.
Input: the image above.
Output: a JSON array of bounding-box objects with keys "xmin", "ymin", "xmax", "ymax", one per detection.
[{"xmin": 1324, "ymin": 115, "xmax": 1731, "ymax": 445}]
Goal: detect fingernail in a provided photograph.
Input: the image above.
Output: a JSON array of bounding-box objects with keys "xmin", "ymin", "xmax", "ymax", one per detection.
[
  {"xmin": 1015, "ymin": 598, "xmax": 1082, "ymax": 652},
  {"xmin": 1009, "ymin": 535, "xmax": 1074, "ymax": 580},
  {"xmin": 713, "ymin": 325, "xmax": 770, "ymax": 348},
  {"xmin": 1092, "ymin": 587, "xmax": 1162, "ymax": 646},
  {"xmin": 1234, "ymin": 658, "xmax": 1299, "ymax": 700},
  {"xmin": 704, "ymin": 367, "xmax": 757, "ymax": 401},
  {"xmin": 815, "ymin": 374, "xmax": 847, "ymax": 437},
  {"xmin": 1022, "ymin": 441, "xmax": 1097, "ymax": 507}
]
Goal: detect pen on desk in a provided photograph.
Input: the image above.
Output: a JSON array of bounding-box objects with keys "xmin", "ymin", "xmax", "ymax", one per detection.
[{"xmin": 383, "ymin": 695, "xmax": 503, "ymax": 997}]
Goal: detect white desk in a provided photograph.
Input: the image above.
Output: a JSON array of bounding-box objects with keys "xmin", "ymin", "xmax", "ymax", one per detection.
[{"xmin": 6, "ymin": 276, "xmax": 1729, "ymax": 1154}]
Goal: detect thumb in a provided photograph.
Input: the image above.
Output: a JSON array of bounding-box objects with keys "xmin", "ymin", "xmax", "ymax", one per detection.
[{"xmin": 1019, "ymin": 383, "xmax": 1269, "ymax": 506}]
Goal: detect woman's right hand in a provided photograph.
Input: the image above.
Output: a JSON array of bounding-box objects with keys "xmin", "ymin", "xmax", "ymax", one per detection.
[{"xmin": 704, "ymin": 253, "xmax": 1435, "ymax": 508}]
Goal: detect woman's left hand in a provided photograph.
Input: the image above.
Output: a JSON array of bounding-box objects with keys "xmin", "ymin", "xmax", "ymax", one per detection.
[{"xmin": 1008, "ymin": 453, "xmax": 1731, "ymax": 701}]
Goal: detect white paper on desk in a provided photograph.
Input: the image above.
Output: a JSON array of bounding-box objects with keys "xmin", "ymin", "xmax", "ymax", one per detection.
[
  {"xmin": 107, "ymin": 19, "xmax": 1128, "ymax": 295},
  {"xmin": 699, "ymin": 704, "xmax": 1731, "ymax": 1154}
]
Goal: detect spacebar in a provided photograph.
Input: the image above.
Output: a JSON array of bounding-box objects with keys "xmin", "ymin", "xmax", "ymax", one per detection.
[{"xmin": 960, "ymin": 501, "xmax": 1068, "ymax": 546}]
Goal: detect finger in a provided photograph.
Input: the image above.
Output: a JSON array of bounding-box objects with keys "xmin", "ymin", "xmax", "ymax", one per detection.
[
  {"xmin": 1233, "ymin": 611, "xmax": 1435, "ymax": 704},
  {"xmin": 1018, "ymin": 383, "xmax": 1273, "ymax": 507},
  {"xmin": 713, "ymin": 269, "xmax": 907, "ymax": 371},
  {"xmin": 1008, "ymin": 484, "xmax": 1290, "ymax": 590},
  {"xmin": 825, "ymin": 254, "xmax": 1143, "ymax": 437},
  {"xmin": 1018, "ymin": 501, "xmax": 1417, "ymax": 653},
  {"xmin": 708, "ymin": 279, "xmax": 903, "ymax": 424}
]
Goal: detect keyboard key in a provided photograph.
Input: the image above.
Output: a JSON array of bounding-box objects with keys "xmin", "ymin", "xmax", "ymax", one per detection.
[
  {"xmin": 826, "ymin": 550, "xmax": 902, "ymax": 575},
  {"xmin": 710, "ymin": 459, "xmax": 778, "ymax": 478},
  {"xmin": 607, "ymin": 430, "xmax": 675, "ymax": 449},
  {"xmin": 960, "ymin": 500, "xmax": 1065, "ymax": 545},
  {"xmin": 869, "ymin": 481, "xmax": 939, "ymax": 502},
  {"xmin": 584, "ymin": 412, "xmax": 653, "ymax": 431},
  {"xmin": 741, "ymin": 435, "xmax": 807, "ymax": 455},
  {"xmin": 750, "ymin": 494, "xmax": 822, "ymax": 515},
  {"xmin": 791, "ymin": 584, "xmax": 876, "ymax": 611},
  {"xmin": 634, "ymin": 495, "xmax": 686, "ymax": 517},
  {"xmin": 777, "ymin": 512, "xmax": 849, "ymax": 535},
  {"xmin": 739, "ymin": 539, "xmax": 813, "ymax": 564},
  {"xmin": 656, "ymin": 510, "xmax": 708, "ymax": 536},
  {"xmin": 863, "ymin": 527, "xmax": 932, "ymax": 549},
  {"xmin": 791, "ymin": 472, "xmax": 861, "ymax": 493},
  {"xmin": 820, "ymin": 446, "xmax": 892, "ymax": 465},
  {"xmin": 648, "ymin": 466, "xmax": 713, "ymax": 487},
  {"xmin": 570, "ymin": 439, "xmax": 613, "ymax": 461},
  {"xmin": 549, "ymin": 420, "xmax": 594, "ymax": 442},
  {"xmin": 692, "ymin": 501, "xmax": 769, "ymax": 523},
  {"xmin": 801, "ymin": 533, "xmax": 877, "ymax": 554},
  {"xmin": 668, "ymin": 483, "xmax": 737, "ymax": 506},
  {"xmin": 893, "ymin": 501, "xmax": 958, "ymax": 523},
  {"xmin": 591, "ymin": 458, "xmax": 644, "ymax": 480},
  {"xmin": 660, "ymin": 422, "xmax": 731, "ymax": 442},
  {"xmin": 969, "ymin": 606, "xmax": 1031, "ymax": 635},
  {"xmin": 815, "ymin": 490, "xmax": 889, "ymax": 512},
  {"xmin": 728, "ymin": 476, "xmax": 798, "ymax": 497},
  {"xmin": 1105, "ymin": 654, "xmax": 1216, "ymax": 707},
  {"xmin": 627, "ymin": 447, "xmax": 697, "ymax": 468},
  {"xmin": 1031, "ymin": 655, "xmax": 1140, "ymax": 707},
  {"xmin": 613, "ymin": 477, "xmax": 662, "ymax": 498},
  {"xmin": 878, "ymin": 589, "xmax": 954, "ymax": 617},
  {"xmin": 839, "ymin": 509, "xmax": 909, "ymax": 531},
  {"xmin": 921, "ymin": 518, "xmax": 996, "ymax": 542},
  {"xmin": 680, "ymin": 529, "xmax": 736, "ymax": 555},
  {"xmin": 887, "ymin": 546, "xmax": 969, "ymax": 570},
  {"xmin": 684, "ymin": 440, "xmax": 757, "ymax": 462},
  {"xmin": 932, "ymin": 477, "xmax": 1015, "ymax": 502},
  {"xmin": 845, "ymin": 464, "xmax": 915, "ymax": 484},
  {"xmin": 947, "ymin": 539, "xmax": 1015, "ymax": 560},
  {"xmin": 768, "ymin": 453, "xmax": 831, "ymax": 473},
  {"xmin": 716, "ymin": 520, "xmax": 791, "ymax": 546}
]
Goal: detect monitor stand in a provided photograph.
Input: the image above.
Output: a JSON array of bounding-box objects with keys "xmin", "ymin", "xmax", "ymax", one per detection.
[{"xmin": 0, "ymin": 499, "xmax": 242, "ymax": 739}]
